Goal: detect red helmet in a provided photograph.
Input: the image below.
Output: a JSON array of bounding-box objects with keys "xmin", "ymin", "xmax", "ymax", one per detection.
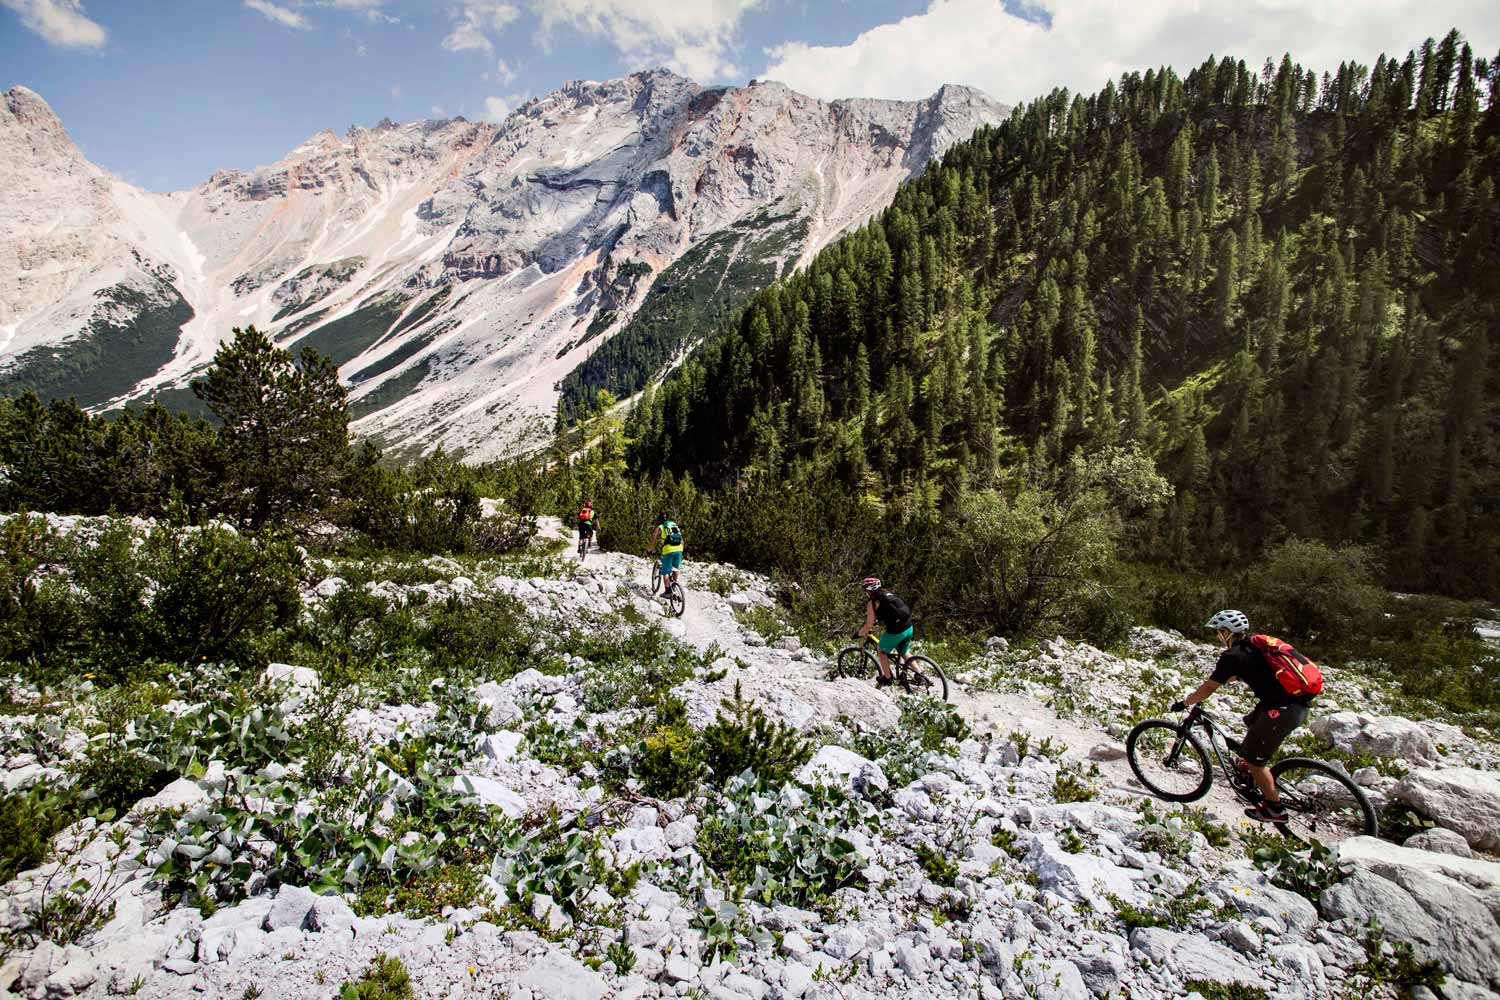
[{"xmin": 861, "ymin": 577, "xmax": 881, "ymax": 591}]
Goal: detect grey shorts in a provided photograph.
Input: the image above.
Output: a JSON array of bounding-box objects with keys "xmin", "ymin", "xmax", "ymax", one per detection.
[{"xmin": 1240, "ymin": 702, "xmax": 1310, "ymax": 766}]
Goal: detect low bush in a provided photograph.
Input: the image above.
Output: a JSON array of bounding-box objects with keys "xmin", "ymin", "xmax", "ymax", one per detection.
[
  {"xmin": 914, "ymin": 843, "xmax": 958, "ymax": 886},
  {"xmin": 898, "ymin": 696, "xmax": 969, "ymax": 750},
  {"xmin": 633, "ymin": 696, "xmax": 705, "ymax": 799},
  {"xmin": 700, "ymin": 681, "xmax": 812, "ymax": 786},
  {"xmin": 1347, "ymin": 920, "xmax": 1446, "ymax": 998},
  {"xmin": 0, "ymin": 787, "xmax": 71, "ymax": 882},
  {"xmin": 339, "ymin": 954, "xmax": 414, "ymax": 1000},
  {"xmin": 1183, "ymin": 981, "xmax": 1269, "ymax": 1000}
]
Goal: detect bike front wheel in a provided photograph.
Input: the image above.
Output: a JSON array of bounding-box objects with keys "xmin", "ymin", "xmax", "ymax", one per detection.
[
  {"xmin": 900, "ymin": 655, "xmax": 949, "ymax": 702},
  {"xmin": 834, "ymin": 645, "xmax": 878, "ymax": 680},
  {"xmin": 666, "ymin": 584, "xmax": 686, "ymax": 618},
  {"xmin": 650, "ymin": 561, "xmax": 661, "ymax": 594},
  {"xmin": 1271, "ymin": 758, "xmax": 1378, "ymax": 840},
  {"xmin": 1126, "ymin": 720, "xmax": 1212, "ymax": 802}
]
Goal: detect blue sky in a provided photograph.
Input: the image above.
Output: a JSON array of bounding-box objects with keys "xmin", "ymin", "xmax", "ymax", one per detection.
[{"xmin": 5, "ymin": 0, "xmax": 1496, "ymax": 193}]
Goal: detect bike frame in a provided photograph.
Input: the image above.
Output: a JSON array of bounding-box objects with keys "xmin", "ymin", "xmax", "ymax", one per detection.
[{"xmin": 1170, "ymin": 705, "xmax": 1256, "ymax": 803}]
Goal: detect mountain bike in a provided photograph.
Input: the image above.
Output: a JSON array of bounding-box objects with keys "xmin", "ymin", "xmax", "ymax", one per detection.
[
  {"xmin": 834, "ymin": 632, "xmax": 949, "ymax": 701},
  {"xmin": 577, "ymin": 533, "xmax": 592, "ymax": 561},
  {"xmin": 1125, "ymin": 703, "xmax": 1377, "ymax": 840},
  {"xmin": 649, "ymin": 556, "xmax": 684, "ymax": 617}
]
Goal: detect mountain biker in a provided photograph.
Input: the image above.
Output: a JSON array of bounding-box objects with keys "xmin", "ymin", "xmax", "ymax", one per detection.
[
  {"xmin": 1172, "ymin": 609, "xmax": 1314, "ymax": 823},
  {"xmin": 653, "ymin": 514, "xmax": 684, "ymax": 590},
  {"xmin": 858, "ymin": 577, "xmax": 912, "ymax": 687},
  {"xmin": 577, "ymin": 501, "xmax": 597, "ymax": 547}
]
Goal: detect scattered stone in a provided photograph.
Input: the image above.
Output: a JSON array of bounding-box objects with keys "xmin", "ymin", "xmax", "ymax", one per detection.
[
  {"xmin": 1087, "ymin": 743, "xmax": 1126, "ymax": 762},
  {"xmin": 518, "ymin": 949, "xmax": 606, "ymax": 1000},
  {"xmin": 795, "ymin": 745, "xmax": 888, "ymax": 798}
]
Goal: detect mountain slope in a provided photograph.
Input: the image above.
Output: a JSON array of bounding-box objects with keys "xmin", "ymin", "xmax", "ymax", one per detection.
[
  {"xmin": 0, "ymin": 73, "xmax": 1006, "ymax": 458},
  {"xmin": 624, "ymin": 34, "xmax": 1500, "ymax": 595}
]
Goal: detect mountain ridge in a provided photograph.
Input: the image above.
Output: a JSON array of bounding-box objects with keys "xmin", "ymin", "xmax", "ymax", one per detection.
[{"xmin": 0, "ymin": 71, "xmax": 1008, "ymax": 457}]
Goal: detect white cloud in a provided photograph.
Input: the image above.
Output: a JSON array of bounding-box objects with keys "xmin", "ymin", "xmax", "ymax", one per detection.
[
  {"xmin": 482, "ymin": 95, "xmax": 510, "ymax": 122},
  {"xmin": 0, "ymin": 0, "xmax": 107, "ymax": 50},
  {"xmin": 442, "ymin": 1, "xmax": 520, "ymax": 55},
  {"xmin": 762, "ymin": 0, "xmax": 1500, "ymax": 105},
  {"xmin": 389, "ymin": 83, "xmax": 402, "ymax": 99},
  {"xmin": 495, "ymin": 57, "xmax": 518, "ymax": 84},
  {"xmin": 532, "ymin": 0, "xmax": 760, "ymax": 81},
  {"xmin": 245, "ymin": 0, "xmax": 310, "ymax": 30},
  {"xmin": 319, "ymin": 0, "xmax": 398, "ymax": 24}
]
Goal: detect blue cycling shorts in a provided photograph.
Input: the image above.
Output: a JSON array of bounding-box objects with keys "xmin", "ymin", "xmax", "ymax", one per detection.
[{"xmin": 660, "ymin": 550, "xmax": 683, "ymax": 574}]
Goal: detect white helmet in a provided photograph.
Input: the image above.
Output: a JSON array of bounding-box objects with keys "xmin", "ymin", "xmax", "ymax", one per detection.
[{"xmin": 1205, "ymin": 609, "xmax": 1250, "ymax": 634}]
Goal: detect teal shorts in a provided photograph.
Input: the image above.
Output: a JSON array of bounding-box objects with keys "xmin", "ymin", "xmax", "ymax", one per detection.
[
  {"xmin": 878, "ymin": 626, "xmax": 913, "ymax": 654},
  {"xmin": 660, "ymin": 550, "xmax": 682, "ymax": 574}
]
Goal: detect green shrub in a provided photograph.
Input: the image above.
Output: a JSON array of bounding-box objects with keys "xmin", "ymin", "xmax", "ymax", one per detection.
[
  {"xmin": 1051, "ymin": 764, "xmax": 1098, "ymax": 803},
  {"xmin": 633, "ymin": 696, "xmax": 705, "ymax": 799},
  {"xmin": 914, "ymin": 843, "xmax": 958, "ymax": 886},
  {"xmin": 339, "ymin": 954, "xmax": 414, "ymax": 1000},
  {"xmin": 898, "ymin": 696, "xmax": 968, "ymax": 750},
  {"xmin": 1107, "ymin": 879, "xmax": 1215, "ymax": 931},
  {"xmin": 1245, "ymin": 538, "xmax": 1384, "ymax": 641},
  {"xmin": 0, "ymin": 788, "xmax": 70, "ymax": 882},
  {"xmin": 68, "ymin": 743, "xmax": 173, "ymax": 818},
  {"xmin": 700, "ymin": 681, "xmax": 812, "ymax": 786},
  {"xmin": 488, "ymin": 815, "xmax": 607, "ymax": 919},
  {"xmin": 1347, "ymin": 921, "xmax": 1446, "ymax": 999},
  {"xmin": 1183, "ymin": 981, "xmax": 1270, "ymax": 1000}
]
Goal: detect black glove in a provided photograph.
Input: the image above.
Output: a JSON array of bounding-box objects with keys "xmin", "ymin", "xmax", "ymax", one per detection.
[{"xmin": 1170, "ymin": 700, "xmax": 1187, "ymax": 713}]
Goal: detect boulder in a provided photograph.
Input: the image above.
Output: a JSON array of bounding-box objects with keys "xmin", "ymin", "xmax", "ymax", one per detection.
[
  {"xmin": 1025, "ymin": 834, "xmax": 1144, "ymax": 913},
  {"xmin": 795, "ymin": 745, "xmax": 888, "ymax": 798},
  {"xmin": 453, "ymin": 775, "xmax": 527, "ymax": 818},
  {"xmin": 1321, "ymin": 866, "xmax": 1500, "ymax": 990},
  {"xmin": 263, "ymin": 663, "xmax": 319, "ymax": 688},
  {"xmin": 1087, "ymin": 743, "xmax": 1126, "ymax": 762},
  {"xmin": 474, "ymin": 682, "xmax": 521, "ymax": 728},
  {"xmin": 264, "ymin": 885, "xmax": 319, "ymax": 931},
  {"xmin": 1336, "ymin": 836, "xmax": 1500, "ymax": 923},
  {"xmin": 131, "ymin": 777, "xmax": 208, "ymax": 817},
  {"xmin": 1127, "ymin": 927, "xmax": 1257, "ymax": 984},
  {"xmin": 518, "ymin": 949, "xmax": 606, "ymax": 1000},
  {"xmin": 479, "ymin": 730, "xmax": 522, "ymax": 763},
  {"xmin": 1309, "ymin": 712, "xmax": 1437, "ymax": 764},
  {"xmin": 1403, "ymin": 827, "xmax": 1473, "ymax": 858},
  {"xmin": 1392, "ymin": 768, "xmax": 1500, "ymax": 851}
]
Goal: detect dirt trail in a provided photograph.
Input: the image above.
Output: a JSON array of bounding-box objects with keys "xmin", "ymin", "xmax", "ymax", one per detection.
[{"xmin": 567, "ymin": 540, "xmax": 1263, "ymax": 834}]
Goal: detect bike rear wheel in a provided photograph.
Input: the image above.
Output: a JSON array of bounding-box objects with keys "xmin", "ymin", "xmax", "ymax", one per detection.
[
  {"xmin": 900, "ymin": 655, "xmax": 949, "ymax": 702},
  {"xmin": 1270, "ymin": 758, "xmax": 1377, "ymax": 840},
  {"xmin": 666, "ymin": 583, "xmax": 686, "ymax": 618},
  {"xmin": 1126, "ymin": 720, "xmax": 1212, "ymax": 802}
]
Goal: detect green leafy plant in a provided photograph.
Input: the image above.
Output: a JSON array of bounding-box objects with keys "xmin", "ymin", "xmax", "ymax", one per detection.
[
  {"xmin": 632, "ymin": 695, "xmax": 705, "ymax": 799},
  {"xmin": 1051, "ymin": 765, "xmax": 1098, "ymax": 803},
  {"xmin": 1182, "ymin": 981, "xmax": 1270, "ymax": 1000},
  {"xmin": 1346, "ymin": 920, "xmax": 1447, "ymax": 999},
  {"xmin": 1242, "ymin": 830, "xmax": 1343, "ymax": 902},
  {"xmin": 697, "ymin": 777, "xmax": 869, "ymax": 912}
]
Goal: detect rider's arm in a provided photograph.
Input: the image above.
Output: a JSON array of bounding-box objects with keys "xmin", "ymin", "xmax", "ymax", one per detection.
[
  {"xmin": 858, "ymin": 600, "xmax": 875, "ymax": 637},
  {"xmin": 1183, "ymin": 679, "xmax": 1221, "ymax": 706}
]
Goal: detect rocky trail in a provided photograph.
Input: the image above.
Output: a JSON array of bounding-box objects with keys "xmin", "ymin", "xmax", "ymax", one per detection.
[{"xmin": 3, "ymin": 516, "xmax": 1499, "ymax": 1000}]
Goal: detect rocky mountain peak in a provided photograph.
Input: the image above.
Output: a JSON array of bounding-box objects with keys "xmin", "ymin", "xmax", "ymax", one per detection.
[{"xmin": 1, "ymin": 72, "xmax": 1008, "ymax": 459}]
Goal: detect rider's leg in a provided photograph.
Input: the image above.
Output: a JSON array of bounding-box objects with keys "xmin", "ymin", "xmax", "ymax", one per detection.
[
  {"xmin": 1240, "ymin": 703, "xmax": 1309, "ymax": 806},
  {"xmin": 874, "ymin": 648, "xmax": 895, "ymax": 681}
]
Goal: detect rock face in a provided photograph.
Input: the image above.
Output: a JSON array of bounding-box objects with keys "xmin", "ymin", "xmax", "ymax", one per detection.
[
  {"xmin": 0, "ymin": 74, "xmax": 1007, "ymax": 456},
  {"xmin": 1392, "ymin": 768, "xmax": 1500, "ymax": 850}
]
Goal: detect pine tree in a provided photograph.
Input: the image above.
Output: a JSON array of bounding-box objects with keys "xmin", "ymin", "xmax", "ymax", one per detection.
[{"xmin": 192, "ymin": 326, "xmax": 349, "ymax": 530}]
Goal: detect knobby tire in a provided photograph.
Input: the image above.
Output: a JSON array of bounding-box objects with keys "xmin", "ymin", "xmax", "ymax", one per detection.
[
  {"xmin": 1270, "ymin": 757, "xmax": 1378, "ymax": 840},
  {"xmin": 1126, "ymin": 719, "xmax": 1213, "ymax": 802},
  {"xmin": 901, "ymin": 655, "xmax": 949, "ymax": 702}
]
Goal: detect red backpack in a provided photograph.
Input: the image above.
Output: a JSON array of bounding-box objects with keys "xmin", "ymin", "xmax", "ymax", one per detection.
[{"xmin": 1250, "ymin": 634, "xmax": 1324, "ymax": 699}]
